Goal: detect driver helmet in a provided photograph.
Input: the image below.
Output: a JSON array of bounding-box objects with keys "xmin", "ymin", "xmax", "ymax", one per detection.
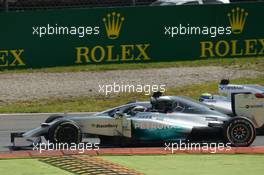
[
  {"xmin": 199, "ymin": 93, "xmax": 213, "ymax": 102},
  {"xmin": 131, "ymin": 105, "xmax": 147, "ymax": 113}
]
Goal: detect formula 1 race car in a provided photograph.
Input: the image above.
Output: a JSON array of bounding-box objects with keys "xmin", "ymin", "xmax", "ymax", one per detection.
[
  {"xmin": 199, "ymin": 79, "xmax": 264, "ymax": 132},
  {"xmin": 11, "ymin": 92, "xmax": 256, "ymax": 148}
]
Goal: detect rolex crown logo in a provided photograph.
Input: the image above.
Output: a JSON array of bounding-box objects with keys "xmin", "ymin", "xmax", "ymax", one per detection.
[
  {"xmin": 103, "ymin": 12, "xmax": 125, "ymax": 39},
  {"xmin": 227, "ymin": 7, "xmax": 248, "ymax": 34}
]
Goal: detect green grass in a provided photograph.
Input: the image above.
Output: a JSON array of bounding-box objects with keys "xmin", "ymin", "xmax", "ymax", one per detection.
[
  {"xmin": 103, "ymin": 155, "xmax": 264, "ymax": 175},
  {"xmin": 0, "ymin": 57, "xmax": 264, "ymax": 74},
  {"xmin": 1, "ymin": 155, "xmax": 264, "ymax": 175},
  {"xmin": 0, "ymin": 77, "xmax": 264, "ymax": 113},
  {"xmin": 0, "ymin": 159, "xmax": 72, "ymax": 175}
]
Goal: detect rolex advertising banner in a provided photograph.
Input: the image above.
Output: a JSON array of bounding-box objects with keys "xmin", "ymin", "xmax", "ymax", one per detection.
[{"xmin": 0, "ymin": 2, "xmax": 264, "ymax": 69}]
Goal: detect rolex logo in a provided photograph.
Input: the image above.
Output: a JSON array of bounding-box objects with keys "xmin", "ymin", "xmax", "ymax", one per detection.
[
  {"xmin": 103, "ymin": 12, "xmax": 125, "ymax": 39},
  {"xmin": 227, "ymin": 7, "xmax": 248, "ymax": 34}
]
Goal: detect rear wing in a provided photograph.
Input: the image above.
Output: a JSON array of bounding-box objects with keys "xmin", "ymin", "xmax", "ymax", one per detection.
[
  {"xmin": 218, "ymin": 79, "xmax": 264, "ymax": 98},
  {"xmin": 219, "ymin": 84, "xmax": 246, "ymax": 97},
  {"xmin": 231, "ymin": 93, "xmax": 264, "ymax": 128}
]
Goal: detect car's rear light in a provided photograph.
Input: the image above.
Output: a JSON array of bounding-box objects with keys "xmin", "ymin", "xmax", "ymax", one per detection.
[{"xmin": 255, "ymin": 93, "xmax": 264, "ymax": 98}]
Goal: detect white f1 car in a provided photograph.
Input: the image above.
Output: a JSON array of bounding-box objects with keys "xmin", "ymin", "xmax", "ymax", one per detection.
[
  {"xmin": 11, "ymin": 91, "xmax": 257, "ymax": 148},
  {"xmin": 199, "ymin": 79, "xmax": 264, "ymax": 133}
]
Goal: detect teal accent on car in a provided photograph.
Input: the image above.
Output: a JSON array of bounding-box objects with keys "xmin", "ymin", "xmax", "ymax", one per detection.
[{"xmin": 132, "ymin": 121, "xmax": 189, "ymax": 141}]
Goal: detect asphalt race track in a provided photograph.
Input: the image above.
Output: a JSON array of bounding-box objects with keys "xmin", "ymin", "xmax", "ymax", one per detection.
[{"xmin": 0, "ymin": 113, "xmax": 264, "ymax": 152}]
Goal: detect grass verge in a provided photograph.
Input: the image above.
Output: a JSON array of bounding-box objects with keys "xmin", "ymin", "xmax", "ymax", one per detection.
[
  {"xmin": 0, "ymin": 57, "xmax": 264, "ymax": 74},
  {"xmin": 0, "ymin": 159, "xmax": 72, "ymax": 175},
  {"xmin": 0, "ymin": 77, "xmax": 264, "ymax": 113},
  {"xmin": 103, "ymin": 155, "xmax": 264, "ymax": 175}
]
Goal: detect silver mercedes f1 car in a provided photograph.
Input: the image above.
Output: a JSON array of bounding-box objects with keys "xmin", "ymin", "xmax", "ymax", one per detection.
[
  {"xmin": 11, "ymin": 92, "xmax": 256, "ymax": 148},
  {"xmin": 199, "ymin": 79, "xmax": 264, "ymax": 132}
]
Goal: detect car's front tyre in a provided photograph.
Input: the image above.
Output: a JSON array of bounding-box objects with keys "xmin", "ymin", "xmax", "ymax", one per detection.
[
  {"xmin": 48, "ymin": 120, "xmax": 82, "ymax": 144},
  {"xmin": 224, "ymin": 117, "xmax": 256, "ymax": 147}
]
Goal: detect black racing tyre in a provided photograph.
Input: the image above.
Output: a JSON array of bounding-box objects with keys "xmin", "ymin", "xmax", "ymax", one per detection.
[
  {"xmin": 45, "ymin": 115, "xmax": 64, "ymax": 123},
  {"xmin": 48, "ymin": 120, "xmax": 82, "ymax": 144},
  {"xmin": 224, "ymin": 117, "xmax": 256, "ymax": 147},
  {"xmin": 44, "ymin": 115, "xmax": 64, "ymax": 141}
]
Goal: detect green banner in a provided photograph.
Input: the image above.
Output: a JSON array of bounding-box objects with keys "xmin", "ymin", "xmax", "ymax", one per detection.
[{"xmin": 0, "ymin": 2, "xmax": 264, "ymax": 69}]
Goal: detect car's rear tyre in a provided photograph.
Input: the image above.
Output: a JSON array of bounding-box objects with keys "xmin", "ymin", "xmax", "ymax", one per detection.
[
  {"xmin": 224, "ymin": 117, "xmax": 256, "ymax": 147},
  {"xmin": 48, "ymin": 120, "xmax": 82, "ymax": 144},
  {"xmin": 45, "ymin": 115, "xmax": 64, "ymax": 123}
]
